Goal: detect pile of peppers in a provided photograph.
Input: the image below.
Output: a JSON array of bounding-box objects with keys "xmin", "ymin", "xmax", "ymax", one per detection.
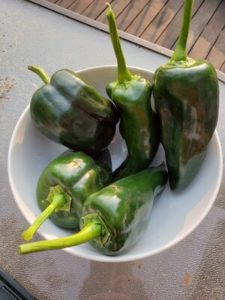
[{"xmin": 19, "ymin": 0, "xmax": 219, "ymax": 256}]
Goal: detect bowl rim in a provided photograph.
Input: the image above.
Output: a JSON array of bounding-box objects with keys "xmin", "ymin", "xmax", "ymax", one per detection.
[{"xmin": 7, "ymin": 65, "xmax": 223, "ymax": 263}]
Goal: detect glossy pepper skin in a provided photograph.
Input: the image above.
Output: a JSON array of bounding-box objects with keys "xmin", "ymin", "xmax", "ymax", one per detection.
[
  {"xmin": 29, "ymin": 65, "xmax": 119, "ymax": 155},
  {"xmin": 153, "ymin": 0, "xmax": 219, "ymax": 190},
  {"xmin": 106, "ymin": 5, "xmax": 159, "ymax": 180},
  {"xmin": 82, "ymin": 165, "xmax": 168, "ymax": 255},
  {"xmin": 19, "ymin": 165, "xmax": 168, "ymax": 256},
  {"xmin": 21, "ymin": 150, "xmax": 112, "ymax": 241}
]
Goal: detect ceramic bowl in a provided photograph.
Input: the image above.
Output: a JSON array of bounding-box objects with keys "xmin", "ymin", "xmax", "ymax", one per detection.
[{"xmin": 8, "ymin": 66, "xmax": 223, "ymax": 262}]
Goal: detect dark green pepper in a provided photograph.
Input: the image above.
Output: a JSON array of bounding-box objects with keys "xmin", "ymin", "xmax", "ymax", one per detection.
[
  {"xmin": 19, "ymin": 165, "xmax": 168, "ymax": 255},
  {"xmin": 153, "ymin": 0, "xmax": 219, "ymax": 190},
  {"xmin": 29, "ymin": 65, "xmax": 119, "ymax": 154},
  {"xmin": 106, "ymin": 5, "xmax": 159, "ymax": 180},
  {"xmin": 21, "ymin": 150, "xmax": 112, "ymax": 241}
]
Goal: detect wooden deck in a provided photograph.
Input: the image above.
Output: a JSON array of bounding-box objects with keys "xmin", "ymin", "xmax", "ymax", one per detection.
[{"xmin": 39, "ymin": 0, "xmax": 225, "ymax": 73}]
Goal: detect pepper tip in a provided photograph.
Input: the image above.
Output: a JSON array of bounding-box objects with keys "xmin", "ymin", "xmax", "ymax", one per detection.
[
  {"xmin": 21, "ymin": 230, "xmax": 32, "ymax": 242},
  {"xmin": 106, "ymin": 2, "xmax": 113, "ymax": 15},
  {"xmin": 18, "ymin": 245, "xmax": 23, "ymax": 255}
]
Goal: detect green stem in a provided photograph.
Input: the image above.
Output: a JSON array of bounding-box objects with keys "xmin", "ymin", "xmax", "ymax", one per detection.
[
  {"xmin": 28, "ymin": 65, "xmax": 50, "ymax": 84},
  {"xmin": 171, "ymin": 0, "xmax": 194, "ymax": 62},
  {"xmin": 22, "ymin": 194, "xmax": 66, "ymax": 241},
  {"xmin": 106, "ymin": 3, "xmax": 132, "ymax": 83},
  {"xmin": 19, "ymin": 221, "xmax": 101, "ymax": 254}
]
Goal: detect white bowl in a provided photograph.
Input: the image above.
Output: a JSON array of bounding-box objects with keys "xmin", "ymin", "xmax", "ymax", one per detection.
[{"xmin": 8, "ymin": 66, "xmax": 223, "ymax": 263}]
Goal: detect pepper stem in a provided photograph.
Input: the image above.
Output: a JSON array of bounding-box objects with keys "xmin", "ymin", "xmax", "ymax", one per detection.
[
  {"xmin": 171, "ymin": 0, "xmax": 194, "ymax": 62},
  {"xmin": 22, "ymin": 193, "xmax": 66, "ymax": 241},
  {"xmin": 19, "ymin": 220, "xmax": 101, "ymax": 254},
  {"xmin": 28, "ymin": 65, "xmax": 50, "ymax": 84},
  {"xmin": 106, "ymin": 3, "xmax": 132, "ymax": 83}
]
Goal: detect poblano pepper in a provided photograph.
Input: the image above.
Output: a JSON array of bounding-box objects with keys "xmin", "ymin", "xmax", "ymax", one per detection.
[
  {"xmin": 21, "ymin": 150, "xmax": 112, "ymax": 241},
  {"xmin": 106, "ymin": 5, "xmax": 159, "ymax": 180},
  {"xmin": 29, "ymin": 65, "xmax": 119, "ymax": 154},
  {"xmin": 153, "ymin": 0, "xmax": 219, "ymax": 190},
  {"xmin": 19, "ymin": 165, "xmax": 168, "ymax": 255}
]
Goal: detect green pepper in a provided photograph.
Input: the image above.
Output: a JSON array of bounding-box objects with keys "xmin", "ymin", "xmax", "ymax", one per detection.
[
  {"xmin": 153, "ymin": 0, "xmax": 219, "ymax": 190},
  {"xmin": 21, "ymin": 150, "xmax": 112, "ymax": 241},
  {"xmin": 105, "ymin": 5, "xmax": 159, "ymax": 180},
  {"xmin": 29, "ymin": 65, "xmax": 119, "ymax": 155},
  {"xmin": 19, "ymin": 165, "xmax": 168, "ymax": 255}
]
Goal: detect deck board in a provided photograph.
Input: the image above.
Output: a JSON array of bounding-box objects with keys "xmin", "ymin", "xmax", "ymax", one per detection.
[
  {"xmin": 116, "ymin": 0, "xmax": 150, "ymax": 32},
  {"xmin": 54, "ymin": 0, "xmax": 73, "ymax": 8},
  {"xmin": 126, "ymin": 0, "xmax": 168, "ymax": 37},
  {"xmin": 140, "ymin": 0, "xmax": 183, "ymax": 43},
  {"xmin": 97, "ymin": 0, "xmax": 132, "ymax": 23},
  {"xmin": 82, "ymin": 0, "xmax": 114, "ymax": 19},
  {"xmin": 68, "ymin": 0, "xmax": 95, "ymax": 14},
  {"xmin": 185, "ymin": 0, "xmax": 222, "ymax": 52},
  {"xmin": 189, "ymin": 0, "xmax": 225, "ymax": 59},
  {"xmin": 156, "ymin": 0, "xmax": 204, "ymax": 49},
  {"xmin": 43, "ymin": 0, "xmax": 225, "ymax": 72},
  {"xmin": 207, "ymin": 27, "xmax": 225, "ymax": 69}
]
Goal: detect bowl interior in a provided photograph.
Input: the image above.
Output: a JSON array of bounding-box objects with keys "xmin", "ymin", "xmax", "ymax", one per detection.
[{"xmin": 8, "ymin": 66, "xmax": 223, "ymax": 262}]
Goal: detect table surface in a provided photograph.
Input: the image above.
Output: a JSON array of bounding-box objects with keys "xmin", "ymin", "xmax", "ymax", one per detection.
[{"xmin": 1, "ymin": 0, "xmax": 225, "ymax": 299}]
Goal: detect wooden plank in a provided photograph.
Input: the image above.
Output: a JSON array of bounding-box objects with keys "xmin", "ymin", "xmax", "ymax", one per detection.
[
  {"xmin": 156, "ymin": 0, "xmax": 204, "ymax": 50},
  {"xmin": 82, "ymin": 0, "xmax": 113, "ymax": 19},
  {"xmin": 55, "ymin": 0, "xmax": 76, "ymax": 8},
  {"xmin": 189, "ymin": 1, "xmax": 225, "ymax": 60},
  {"xmin": 207, "ymin": 27, "xmax": 225, "ymax": 70},
  {"xmin": 140, "ymin": 0, "xmax": 183, "ymax": 43},
  {"xmin": 220, "ymin": 62, "xmax": 225, "ymax": 73},
  {"xmin": 115, "ymin": 0, "xmax": 150, "ymax": 32},
  {"xmin": 68, "ymin": 0, "xmax": 95, "ymax": 14},
  {"xmin": 97, "ymin": 0, "xmax": 132, "ymax": 24},
  {"xmin": 183, "ymin": 0, "xmax": 222, "ymax": 52},
  {"xmin": 126, "ymin": 0, "xmax": 168, "ymax": 37}
]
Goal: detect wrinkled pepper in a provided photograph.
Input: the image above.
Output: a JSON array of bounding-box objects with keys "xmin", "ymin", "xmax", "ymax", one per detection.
[
  {"xmin": 106, "ymin": 5, "xmax": 159, "ymax": 180},
  {"xmin": 153, "ymin": 0, "xmax": 219, "ymax": 190},
  {"xmin": 19, "ymin": 165, "xmax": 168, "ymax": 255},
  {"xmin": 29, "ymin": 65, "xmax": 119, "ymax": 154},
  {"xmin": 21, "ymin": 150, "xmax": 112, "ymax": 241}
]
